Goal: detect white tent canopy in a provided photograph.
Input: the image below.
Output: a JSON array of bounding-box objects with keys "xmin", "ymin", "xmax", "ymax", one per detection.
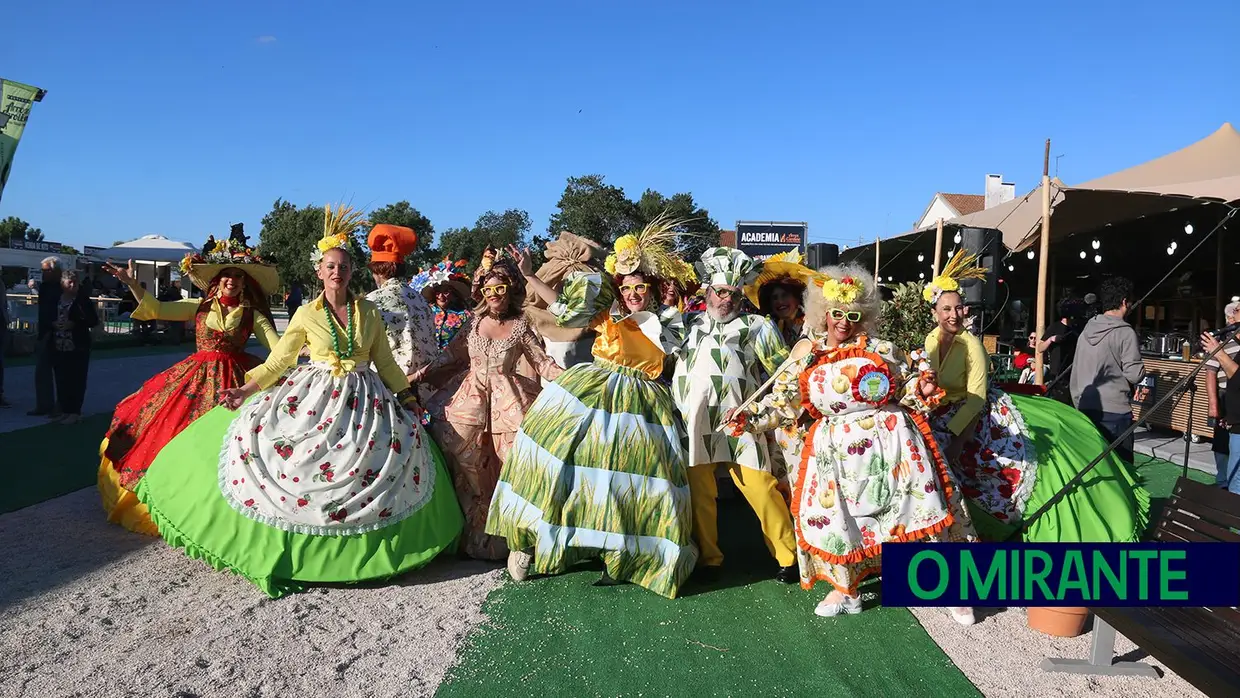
[{"xmin": 95, "ymin": 235, "xmax": 198, "ymax": 263}]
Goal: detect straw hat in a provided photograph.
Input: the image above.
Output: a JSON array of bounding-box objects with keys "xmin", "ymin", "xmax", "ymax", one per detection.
[
  {"xmin": 742, "ymin": 249, "xmax": 818, "ymax": 309},
  {"xmin": 180, "ymin": 239, "xmax": 280, "ymax": 296}
]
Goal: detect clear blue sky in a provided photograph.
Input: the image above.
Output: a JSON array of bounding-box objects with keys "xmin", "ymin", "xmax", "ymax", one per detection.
[{"xmin": 4, "ymin": 0, "xmax": 1237, "ymax": 251}]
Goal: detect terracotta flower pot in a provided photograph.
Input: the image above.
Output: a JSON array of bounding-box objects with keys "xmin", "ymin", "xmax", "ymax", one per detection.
[{"xmin": 1027, "ymin": 606, "xmax": 1090, "ymax": 637}]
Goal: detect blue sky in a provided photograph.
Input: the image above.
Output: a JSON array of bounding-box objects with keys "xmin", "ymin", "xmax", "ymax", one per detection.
[{"xmin": 3, "ymin": 1, "xmax": 1237, "ymax": 251}]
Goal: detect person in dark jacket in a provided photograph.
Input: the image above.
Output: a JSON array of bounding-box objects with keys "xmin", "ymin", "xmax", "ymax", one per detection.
[
  {"xmin": 1070, "ymin": 277, "xmax": 1144, "ymax": 462},
  {"xmin": 28, "ymin": 256, "xmax": 63, "ymax": 417},
  {"xmin": 50, "ymin": 270, "xmax": 99, "ymax": 425}
]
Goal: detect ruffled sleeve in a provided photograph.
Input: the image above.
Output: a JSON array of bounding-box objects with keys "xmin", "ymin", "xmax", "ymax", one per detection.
[
  {"xmin": 548, "ymin": 272, "xmax": 614, "ymax": 329},
  {"xmin": 519, "ymin": 321, "xmax": 565, "ymax": 382}
]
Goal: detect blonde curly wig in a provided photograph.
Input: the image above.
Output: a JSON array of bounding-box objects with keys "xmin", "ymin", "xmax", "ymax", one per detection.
[{"xmin": 803, "ymin": 263, "xmax": 881, "ymax": 336}]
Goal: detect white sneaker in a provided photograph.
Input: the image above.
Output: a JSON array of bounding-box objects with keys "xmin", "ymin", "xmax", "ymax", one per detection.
[
  {"xmin": 814, "ymin": 593, "xmax": 863, "ymax": 617},
  {"xmin": 507, "ymin": 550, "xmax": 532, "ymax": 582},
  {"xmin": 950, "ymin": 607, "xmax": 976, "ymax": 626}
]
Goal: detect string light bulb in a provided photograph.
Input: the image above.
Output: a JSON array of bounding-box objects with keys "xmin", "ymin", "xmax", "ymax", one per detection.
[
  {"xmin": 1185, "ymin": 223, "xmax": 1194, "ymax": 235},
  {"xmin": 1094, "ymin": 254, "xmax": 1102, "ymax": 264},
  {"xmin": 917, "ymin": 254, "xmax": 924, "ymax": 262},
  {"xmin": 1166, "ymin": 246, "xmax": 1175, "ymax": 255},
  {"xmin": 1091, "ymin": 239, "xmax": 1101, "ymax": 250},
  {"xmin": 1026, "ymin": 250, "xmax": 1035, "ymax": 260},
  {"xmin": 953, "ymin": 232, "xmax": 962, "ymax": 244},
  {"xmin": 1079, "ymin": 250, "xmax": 1087, "ymax": 259}
]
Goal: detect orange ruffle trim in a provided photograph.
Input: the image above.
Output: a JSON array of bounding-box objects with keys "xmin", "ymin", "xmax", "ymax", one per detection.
[{"xmin": 790, "ymin": 407, "xmax": 957, "ymax": 566}]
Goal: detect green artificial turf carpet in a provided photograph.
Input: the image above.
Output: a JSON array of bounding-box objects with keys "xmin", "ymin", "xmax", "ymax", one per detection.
[
  {"xmin": 436, "ymin": 455, "xmax": 1216, "ymax": 697},
  {"xmin": 1, "ymin": 412, "xmax": 113, "ymax": 514}
]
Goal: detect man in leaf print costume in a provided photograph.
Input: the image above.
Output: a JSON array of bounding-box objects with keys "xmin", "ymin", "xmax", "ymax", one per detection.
[{"xmin": 673, "ymin": 247, "xmax": 799, "ymax": 583}]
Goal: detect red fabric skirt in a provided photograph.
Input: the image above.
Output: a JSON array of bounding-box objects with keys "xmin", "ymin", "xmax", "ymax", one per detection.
[{"xmin": 106, "ymin": 350, "xmax": 262, "ymax": 487}]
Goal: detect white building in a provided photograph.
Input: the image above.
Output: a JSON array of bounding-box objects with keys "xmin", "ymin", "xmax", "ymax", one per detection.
[{"xmin": 913, "ymin": 174, "xmax": 1016, "ymax": 229}]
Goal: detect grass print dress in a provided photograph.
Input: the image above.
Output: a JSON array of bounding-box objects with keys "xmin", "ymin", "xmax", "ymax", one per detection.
[
  {"xmin": 924, "ymin": 329, "xmax": 1149, "ymax": 542},
  {"xmin": 485, "ymin": 272, "xmax": 698, "ymax": 599},
  {"xmin": 136, "ymin": 295, "xmax": 463, "ymax": 598},
  {"xmin": 98, "ymin": 294, "xmax": 279, "ymax": 535},
  {"xmin": 736, "ymin": 333, "xmax": 976, "ymax": 595}
]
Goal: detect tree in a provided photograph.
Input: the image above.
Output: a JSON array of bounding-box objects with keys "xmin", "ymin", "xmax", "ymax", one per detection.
[
  {"xmin": 634, "ymin": 189, "xmax": 721, "ymax": 261},
  {"xmin": 547, "ymin": 175, "xmax": 640, "ymax": 246},
  {"xmin": 60, "ymin": 245, "xmax": 81, "ymax": 255},
  {"xmin": 440, "ymin": 209, "xmax": 532, "ymax": 274},
  {"xmin": 879, "ymin": 281, "xmax": 938, "ymax": 354},
  {"xmin": 365, "ymin": 201, "xmax": 436, "ymax": 268},
  {"xmin": 257, "ymin": 199, "xmax": 371, "ymax": 293},
  {"xmin": 0, "ymin": 216, "xmax": 44, "ymax": 247}
]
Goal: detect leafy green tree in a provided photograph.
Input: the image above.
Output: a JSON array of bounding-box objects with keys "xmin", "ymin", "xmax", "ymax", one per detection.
[
  {"xmin": 440, "ymin": 209, "xmax": 532, "ymax": 274},
  {"xmin": 635, "ymin": 189, "xmax": 721, "ymax": 261},
  {"xmin": 878, "ymin": 281, "xmax": 937, "ymax": 354},
  {"xmin": 0, "ymin": 216, "xmax": 44, "ymax": 247},
  {"xmin": 257, "ymin": 199, "xmax": 370, "ymax": 293},
  {"xmin": 365, "ymin": 201, "xmax": 437, "ymax": 268},
  {"xmin": 547, "ymin": 175, "xmax": 640, "ymax": 246},
  {"xmin": 60, "ymin": 245, "xmax": 80, "ymax": 254}
]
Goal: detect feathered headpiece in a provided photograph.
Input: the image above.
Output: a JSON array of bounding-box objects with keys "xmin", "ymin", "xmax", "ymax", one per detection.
[
  {"xmin": 923, "ymin": 249, "xmax": 988, "ymax": 304},
  {"xmin": 603, "ymin": 211, "xmax": 698, "ymax": 287},
  {"xmin": 743, "ymin": 249, "xmax": 818, "ymax": 309},
  {"xmin": 311, "ymin": 204, "xmax": 368, "ymax": 265}
]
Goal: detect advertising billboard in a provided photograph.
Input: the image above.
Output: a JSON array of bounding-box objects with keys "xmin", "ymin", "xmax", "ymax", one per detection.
[{"xmin": 735, "ymin": 221, "xmax": 806, "ymax": 261}]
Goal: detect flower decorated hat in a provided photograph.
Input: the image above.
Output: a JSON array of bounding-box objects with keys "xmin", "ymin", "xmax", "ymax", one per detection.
[
  {"xmin": 742, "ymin": 249, "xmax": 817, "ymax": 309},
  {"xmin": 367, "ymin": 224, "xmax": 418, "ymax": 264},
  {"xmin": 410, "ymin": 258, "xmax": 472, "ymax": 304},
  {"xmin": 696, "ymin": 246, "xmax": 760, "ymax": 289},
  {"xmin": 820, "ymin": 272, "xmax": 865, "ymax": 306},
  {"xmin": 923, "ymin": 249, "xmax": 987, "ymax": 305},
  {"xmin": 180, "ymin": 237, "xmax": 280, "ymax": 296},
  {"xmin": 604, "ymin": 211, "xmax": 698, "ymax": 288}
]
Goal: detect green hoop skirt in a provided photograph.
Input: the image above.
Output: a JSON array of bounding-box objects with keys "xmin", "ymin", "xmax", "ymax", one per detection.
[{"xmin": 136, "ymin": 404, "xmax": 463, "ymax": 598}]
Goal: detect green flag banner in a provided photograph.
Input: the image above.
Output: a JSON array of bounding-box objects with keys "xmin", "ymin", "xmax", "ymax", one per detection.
[{"xmin": 0, "ymin": 78, "xmax": 47, "ymax": 204}]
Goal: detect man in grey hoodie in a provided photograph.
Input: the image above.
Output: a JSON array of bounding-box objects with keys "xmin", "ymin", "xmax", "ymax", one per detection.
[{"xmin": 1070, "ymin": 276, "xmax": 1145, "ymax": 462}]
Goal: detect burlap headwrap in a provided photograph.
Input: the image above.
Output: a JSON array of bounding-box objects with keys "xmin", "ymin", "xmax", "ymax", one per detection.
[{"xmin": 523, "ymin": 231, "xmax": 606, "ymax": 342}]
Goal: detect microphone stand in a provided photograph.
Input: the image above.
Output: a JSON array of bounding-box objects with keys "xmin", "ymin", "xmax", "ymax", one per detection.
[
  {"xmin": 1006, "ymin": 336, "xmax": 1230, "ymax": 542},
  {"xmin": 1181, "ymin": 380, "xmax": 1197, "ymax": 480}
]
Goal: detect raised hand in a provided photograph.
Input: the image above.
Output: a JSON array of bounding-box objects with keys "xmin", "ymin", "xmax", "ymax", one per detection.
[
  {"xmin": 103, "ymin": 259, "xmax": 137, "ymax": 285},
  {"xmin": 506, "ymin": 244, "xmax": 533, "ymax": 276}
]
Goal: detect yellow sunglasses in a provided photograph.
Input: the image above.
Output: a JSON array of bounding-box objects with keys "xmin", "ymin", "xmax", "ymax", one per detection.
[
  {"xmin": 829, "ymin": 309, "xmax": 862, "ymax": 322},
  {"xmin": 480, "ymin": 284, "xmax": 509, "ymax": 298},
  {"xmin": 619, "ymin": 283, "xmax": 650, "ymax": 294}
]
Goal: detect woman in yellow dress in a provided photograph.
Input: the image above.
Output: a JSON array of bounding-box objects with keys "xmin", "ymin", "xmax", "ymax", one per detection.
[
  {"xmin": 133, "ymin": 206, "xmax": 463, "ymax": 597},
  {"xmin": 923, "ymin": 251, "xmax": 1147, "ymax": 543},
  {"xmin": 97, "ymin": 243, "xmax": 280, "ymax": 534}
]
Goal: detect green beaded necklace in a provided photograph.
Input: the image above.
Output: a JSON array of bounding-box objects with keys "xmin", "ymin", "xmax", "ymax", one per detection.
[{"xmin": 323, "ymin": 298, "xmax": 356, "ymax": 359}]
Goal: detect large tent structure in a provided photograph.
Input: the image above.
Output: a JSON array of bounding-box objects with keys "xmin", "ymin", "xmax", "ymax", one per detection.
[
  {"xmin": 93, "ymin": 235, "xmax": 199, "ymax": 296},
  {"xmin": 921, "ymin": 122, "xmax": 1240, "ymax": 251}
]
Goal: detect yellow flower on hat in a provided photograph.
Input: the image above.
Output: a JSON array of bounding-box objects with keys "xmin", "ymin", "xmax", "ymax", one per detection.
[
  {"xmin": 614, "ymin": 235, "xmax": 638, "ymax": 253},
  {"xmin": 822, "ymin": 275, "xmax": 862, "ymax": 304},
  {"xmin": 317, "ymin": 232, "xmax": 349, "ymax": 254}
]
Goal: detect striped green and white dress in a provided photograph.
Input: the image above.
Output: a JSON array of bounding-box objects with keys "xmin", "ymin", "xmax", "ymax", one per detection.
[{"xmin": 485, "ymin": 273, "xmax": 698, "ymax": 598}]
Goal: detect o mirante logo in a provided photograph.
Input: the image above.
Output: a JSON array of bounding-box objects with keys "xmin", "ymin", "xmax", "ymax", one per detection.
[{"xmin": 881, "ymin": 543, "xmax": 1240, "ymax": 607}]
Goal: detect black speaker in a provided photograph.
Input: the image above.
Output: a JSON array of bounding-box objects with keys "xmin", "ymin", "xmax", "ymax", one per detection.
[
  {"xmin": 958, "ymin": 227, "xmax": 1000, "ymax": 307},
  {"xmin": 806, "ymin": 242, "xmax": 839, "ymax": 269}
]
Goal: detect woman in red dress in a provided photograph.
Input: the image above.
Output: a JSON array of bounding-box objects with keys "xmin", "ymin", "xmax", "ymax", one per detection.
[{"xmin": 97, "ymin": 242, "xmax": 281, "ymax": 534}]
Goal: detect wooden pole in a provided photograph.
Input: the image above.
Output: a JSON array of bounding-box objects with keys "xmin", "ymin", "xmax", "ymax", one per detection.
[
  {"xmin": 934, "ymin": 218, "xmax": 944, "ymax": 276},
  {"xmin": 1218, "ymin": 226, "xmax": 1227, "ymax": 328},
  {"xmin": 1034, "ymin": 139, "xmax": 1052, "ymax": 386},
  {"xmin": 874, "ymin": 235, "xmax": 881, "ymax": 280}
]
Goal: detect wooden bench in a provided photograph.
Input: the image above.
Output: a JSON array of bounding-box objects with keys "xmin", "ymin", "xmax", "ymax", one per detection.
[{"xmin": 1042, "ymin": 478, "xmax": 1240, "ymax": 697}]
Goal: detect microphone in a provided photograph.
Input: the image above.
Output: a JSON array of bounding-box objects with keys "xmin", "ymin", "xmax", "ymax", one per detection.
[{"xmin": 1208, "ymin": 321, "xmax": 1240, "ymax": 339}]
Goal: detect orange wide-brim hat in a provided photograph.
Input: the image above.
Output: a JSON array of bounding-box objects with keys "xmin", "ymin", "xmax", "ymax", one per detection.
[{"xmin": 368, "ymin": 224, "xmax": 418, "ymax": 263}]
